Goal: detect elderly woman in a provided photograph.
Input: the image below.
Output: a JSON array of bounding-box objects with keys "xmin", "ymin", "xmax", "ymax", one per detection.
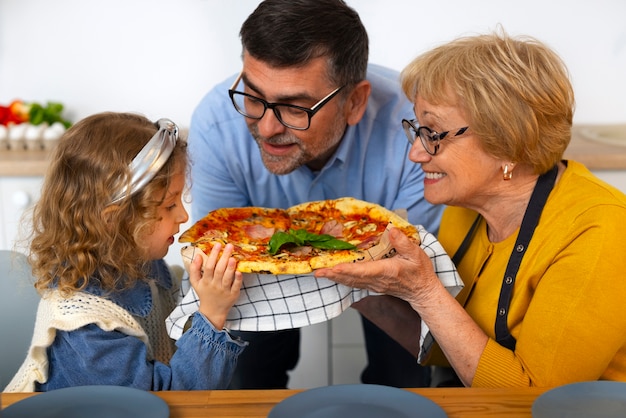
[{"xmin": 315, "ymin": 31, "xmax": 626, "ymax": 387}]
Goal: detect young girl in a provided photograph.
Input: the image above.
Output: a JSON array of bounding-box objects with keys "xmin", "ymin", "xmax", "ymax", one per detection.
[{"xmin": 4, "ymin": 112, "xmax": 246, "ymax": 392}]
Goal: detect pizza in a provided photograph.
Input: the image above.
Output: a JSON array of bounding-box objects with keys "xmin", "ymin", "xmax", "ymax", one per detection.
[{"xmin": 179, "ymin": 197, "xmax": 420, "ymax": 275}]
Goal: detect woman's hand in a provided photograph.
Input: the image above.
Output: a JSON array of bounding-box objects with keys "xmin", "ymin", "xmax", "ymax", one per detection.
[
  {"xmin": 318, "ymin": 227, "xmax": 489, "ymax": 385},
  {"xmin": 314, "ymin": 227, "xmax": 440, "ymax": 308},
  {"xmin": 189, "ymin": 243, "xmax": 242, "ymax": 330}
]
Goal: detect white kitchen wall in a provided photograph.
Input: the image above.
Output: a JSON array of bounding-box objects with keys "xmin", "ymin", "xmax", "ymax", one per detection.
[{"xmin": 1, "ymin": 0, "xmax": 626, "ymax": 126}]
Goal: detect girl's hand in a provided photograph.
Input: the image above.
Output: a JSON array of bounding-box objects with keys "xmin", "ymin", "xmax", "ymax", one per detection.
[{"xmin": 188, "ymin": 243, "xmax": 242, "ymax": 330}]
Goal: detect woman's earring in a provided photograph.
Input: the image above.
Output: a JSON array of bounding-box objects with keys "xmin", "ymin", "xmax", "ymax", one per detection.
[{"xmin": 503, "ymin": 164, "xmax": 513, "ymax": 181}]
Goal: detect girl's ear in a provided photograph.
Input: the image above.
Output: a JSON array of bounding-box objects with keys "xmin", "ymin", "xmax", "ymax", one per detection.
[{"xmin": 344, "ymin": 80, "xmax": 371, "ymax": 126}]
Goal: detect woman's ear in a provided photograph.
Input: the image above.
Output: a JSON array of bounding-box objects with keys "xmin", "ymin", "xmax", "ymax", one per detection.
[{"xmin": 344, "ymin": 80, "xmax": 371, "ymax": 126}]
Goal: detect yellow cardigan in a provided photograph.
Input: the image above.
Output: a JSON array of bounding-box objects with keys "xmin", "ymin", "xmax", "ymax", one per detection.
[{"xmin": 434, "ymin": 160, "xmax": 626, "ymax": 387}]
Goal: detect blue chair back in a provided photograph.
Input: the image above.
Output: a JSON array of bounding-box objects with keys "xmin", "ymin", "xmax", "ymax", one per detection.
[{"xmin": 0, "ymin": 250, "xmax": 40, "ymax": 390}]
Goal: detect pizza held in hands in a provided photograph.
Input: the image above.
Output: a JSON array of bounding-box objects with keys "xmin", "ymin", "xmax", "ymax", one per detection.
[{"xmin": 179, "ymin": 197, "xmax": 420, "ymax": 275}]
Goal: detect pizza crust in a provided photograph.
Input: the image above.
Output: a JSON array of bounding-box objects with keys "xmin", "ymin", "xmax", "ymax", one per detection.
[
  {"xmin": 287, "ymin": 197, "xmax": 418, "ymax": 239},
  {"xmin": 181, "ymin": 244, "xmax": 314, "ymax": 275}
]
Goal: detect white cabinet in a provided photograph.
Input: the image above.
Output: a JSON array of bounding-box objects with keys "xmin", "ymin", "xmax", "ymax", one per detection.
[
  {"xmin": 329, "ymin": 308, "xmax": 367, "ymax": 384},
  {"xmin": 0, "ymin": 176, "xmax": 42, "ymax": 251},
  {"xmin": 288, "ymin": 311, "xmax": 366, "ymax": 389}
]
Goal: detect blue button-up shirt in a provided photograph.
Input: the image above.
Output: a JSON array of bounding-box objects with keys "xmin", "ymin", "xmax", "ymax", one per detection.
[{"xmin": 188, "ymin": 64, "xmax": 443, "ymax": 232}]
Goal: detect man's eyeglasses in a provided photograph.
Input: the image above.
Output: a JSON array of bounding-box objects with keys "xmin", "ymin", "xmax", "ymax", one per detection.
[
  {"xmin": 402, "ymin": 119, "xmax": 469, "ymax": 155},
  {"xmin": 228, "ymin": 72, "xmax": 345, "ymax": 131}
]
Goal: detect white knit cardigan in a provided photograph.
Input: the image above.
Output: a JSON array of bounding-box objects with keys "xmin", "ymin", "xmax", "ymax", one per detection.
[{"xmin": 4, "ymin": 290, "xmax": 150, "ymax": 392}]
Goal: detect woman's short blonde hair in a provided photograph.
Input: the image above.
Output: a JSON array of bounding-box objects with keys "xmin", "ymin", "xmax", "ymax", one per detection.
[
  {"xmin": 29, "ymin": 112, "xmax": 188, "ymax": 296},
  {"xmin": 401, "ymin": 29, "xmax": 575, "ymax": 174}
]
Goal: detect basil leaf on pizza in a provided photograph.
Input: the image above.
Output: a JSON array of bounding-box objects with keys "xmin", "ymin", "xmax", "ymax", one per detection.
[
  {"xmin": 179, "ymin": 197, "xmax": 420, "ymax": 275},
  {"xmin": 268, "ymin": 229, "xmax": 357, "ymax": 255}
]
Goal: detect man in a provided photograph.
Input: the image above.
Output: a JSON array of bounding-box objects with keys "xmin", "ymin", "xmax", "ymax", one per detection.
[{"xmin": 186, "ymin": 0, "xmax": 443, "ymax": 389}]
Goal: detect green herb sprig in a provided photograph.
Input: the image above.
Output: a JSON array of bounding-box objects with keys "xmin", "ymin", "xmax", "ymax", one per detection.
[
  {"xmin": 268, "ymin": 229, "xmax": 356, "ymax": 255},
  {"xmin": 28, "ymin": 102, "xmax": 72, "ymax": 128}
]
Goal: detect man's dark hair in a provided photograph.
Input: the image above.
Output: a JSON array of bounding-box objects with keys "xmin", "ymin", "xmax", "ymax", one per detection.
[{"xmin": 240, "ymin": 0, "xmax": 369, "ymax": 86}]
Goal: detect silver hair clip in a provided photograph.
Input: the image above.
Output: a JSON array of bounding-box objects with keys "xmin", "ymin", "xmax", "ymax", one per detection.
[{"xmin": 109, "ymin": 118, "xmax": 179, "ymax": 204}]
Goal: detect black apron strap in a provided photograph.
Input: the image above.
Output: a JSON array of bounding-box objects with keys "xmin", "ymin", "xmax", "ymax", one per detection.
[
  {"xmin": 451, "ymin": 214, "xmax": 482, "ymax": 266},
  {"xmin": 495, "ymin": 165, "xmax": 558, "ymax": 350}
]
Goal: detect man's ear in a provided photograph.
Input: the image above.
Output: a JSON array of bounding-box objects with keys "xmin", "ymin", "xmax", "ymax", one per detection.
[{"xmin": 344, "ymin": 80, "xmax": 371, "ymax": 126}]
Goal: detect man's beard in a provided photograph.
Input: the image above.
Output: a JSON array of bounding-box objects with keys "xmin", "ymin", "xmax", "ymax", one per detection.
[
  {"xmin": 248, "ymin": 117, "xmax": 347, "ymax": 175},
  {"xmin": 250, "ymin": 128, "xmax": 306, "ymax": 175}
]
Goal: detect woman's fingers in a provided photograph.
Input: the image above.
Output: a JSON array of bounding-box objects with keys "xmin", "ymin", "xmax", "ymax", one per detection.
[
  {"xmin": 314, "ymin": 227, "xmax": 428, "ymax": 296},
  {"xmin": 388, "ymin": 227, "xmax": 422, "ymax": 259}
]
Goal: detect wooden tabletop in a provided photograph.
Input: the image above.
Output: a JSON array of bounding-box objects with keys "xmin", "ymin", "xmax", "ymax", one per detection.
[{"xmin": 1, "ymin": 387, "xmax": 550, "ymax": 417}]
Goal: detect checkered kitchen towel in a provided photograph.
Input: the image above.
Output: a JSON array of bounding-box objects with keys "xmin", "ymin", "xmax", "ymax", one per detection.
[{"xmin": 166, "ymin": 225, "xmax": 462, "ymax": 361}]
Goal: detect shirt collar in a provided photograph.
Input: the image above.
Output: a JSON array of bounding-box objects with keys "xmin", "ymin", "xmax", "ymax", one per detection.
[{"xmin": 319, "ymin": 124, "xmax": 356, "ymax": 171}]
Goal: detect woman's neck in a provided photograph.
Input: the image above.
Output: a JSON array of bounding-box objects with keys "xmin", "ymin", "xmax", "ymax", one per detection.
[{"xmin": 478, "ymin": 163, "xmax": 564, "ymax": 243}]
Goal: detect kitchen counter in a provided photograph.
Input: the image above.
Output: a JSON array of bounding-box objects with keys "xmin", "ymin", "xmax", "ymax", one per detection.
[
  {"xmin": 565, "ymin": 124, "xmax": 626, "ymax": 170},
  {"xmin": 1, "ymin": 124, "xmax": 625, "ymax": 176},
  {"xmin": 0, "ymin": 148, "xmax": 54, "ymax": 176}
]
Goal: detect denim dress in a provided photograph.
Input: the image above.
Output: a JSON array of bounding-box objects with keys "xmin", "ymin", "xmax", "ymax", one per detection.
[{"xmin": 35, "ymin": 260, "xmax": 246, "ymax": 391}]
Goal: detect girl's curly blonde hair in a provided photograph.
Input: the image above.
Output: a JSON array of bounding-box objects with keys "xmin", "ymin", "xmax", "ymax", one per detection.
[{"xmin": 28, "ymin": 112, "xmax": 188, "ymax": 296}]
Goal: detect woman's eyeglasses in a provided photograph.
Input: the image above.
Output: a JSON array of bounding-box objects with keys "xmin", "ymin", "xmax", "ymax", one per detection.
[{"xmin": 402, "ymin": 119, "xmax": 469, "ymax": 155}]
